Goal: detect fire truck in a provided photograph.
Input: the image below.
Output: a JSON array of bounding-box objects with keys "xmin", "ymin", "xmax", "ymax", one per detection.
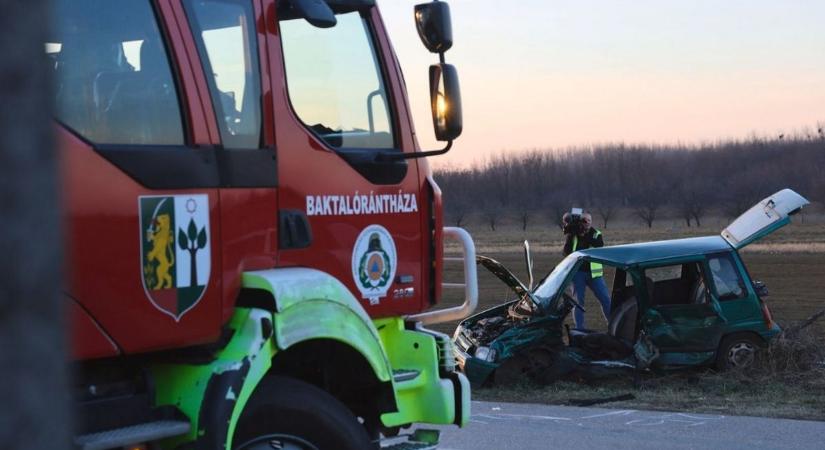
[{"xmin": 51, "ymin": 0, "xmax": 477, "ymax": 448}]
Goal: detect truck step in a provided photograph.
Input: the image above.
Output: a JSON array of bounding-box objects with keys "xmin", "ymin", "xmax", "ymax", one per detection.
[
  {"xmin": 74, "ymin": 420, "xmax": 190, "ymax": 450},
  {"xmin": 381, "ymin": 429, "xmax": 439, "ymax": 450},
  {"xmin": 392, "ymin": 368, "xmax": 421, "ymax": 383},
  {"xmin": 382, "ymin": 442, "xmax": 437, "ymax": 450}
]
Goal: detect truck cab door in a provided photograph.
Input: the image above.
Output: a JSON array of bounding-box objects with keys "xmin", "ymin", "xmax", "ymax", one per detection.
[
  {"xmin": 57, "ymin": 0, "xmax": 224, "ymax": 355},
  {"xmin": 175, "ymin": 0, "xmax": 279, "ymax": 323},
  {"xmin": 267, "ymin": 3, "xmax": 426, "ymax": 316}
]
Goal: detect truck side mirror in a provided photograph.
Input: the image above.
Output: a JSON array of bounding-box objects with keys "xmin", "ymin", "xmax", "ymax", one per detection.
[
  {"xmin": 384, "ymin": 1, "xmax": 461, "ymax": 160},
  {"xmin": 288, "ymin": 0, "xmax": 336, "ymax": 28},
  {"xmin": 430, "ymin": 63, "xmax": 462, "ymax": 141},
  {"xmin": 415, "ymin": 1, "xmax": 453, "ymax": 53}
]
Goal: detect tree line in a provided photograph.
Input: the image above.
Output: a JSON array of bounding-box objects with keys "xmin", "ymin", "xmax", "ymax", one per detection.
[{"xmin": 435, "ymin": 131, "xmax": 825, "ymax": 230}]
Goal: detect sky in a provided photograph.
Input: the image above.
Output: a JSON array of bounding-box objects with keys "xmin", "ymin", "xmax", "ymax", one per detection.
[{"xmin": 379, "ymin": 0, "xmax": 825, "ymax": 168}]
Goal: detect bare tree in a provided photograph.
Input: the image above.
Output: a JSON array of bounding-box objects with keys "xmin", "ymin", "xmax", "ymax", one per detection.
[
  {"xmin": 484, "ymin": 209, "xmax": 499, "ymax": 231},
  {"xmin": 0, "ymin": 1, "xmax": 70, "ymax": 448},
  {"xmin": 435, "ymin": 127, "xmax": 825, "ymax": 228},
  {"xmin": 634, "ymin": 203, "xmax": 659, "ymax": 229},
  {"xmin": 518, "ymin": 210, "xmax": 530, "ymax": 231},
  {"xmin": 677, "ymin": 185, "xmax": 708, "ymax": 228},
  {"xmin": 594, "ymin": 204, "xmax": 617, "ymax": 229},
  {"xmin": 449, "ymin": 209, "xmax": 468, "ymax": 227}
]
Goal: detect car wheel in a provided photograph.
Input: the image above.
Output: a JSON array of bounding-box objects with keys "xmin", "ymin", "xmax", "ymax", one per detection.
[
  {"xmin": 233, "ymin": 376, "xmax": 374, "ymax": 450},
  {"xmin": 715, "ymin": 334, "xmax": 763, "ymax": 371}
]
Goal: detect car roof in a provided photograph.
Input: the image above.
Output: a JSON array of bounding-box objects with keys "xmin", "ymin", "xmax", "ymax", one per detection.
[{"xmin": 579, "ymin": 235, "xmax": 733, "ymax": 266}]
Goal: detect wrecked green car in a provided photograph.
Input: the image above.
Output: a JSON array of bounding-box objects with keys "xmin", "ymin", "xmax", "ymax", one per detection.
[{"xmin": 453, "ymin": 189, "xmax": 809, "ymax": 387}]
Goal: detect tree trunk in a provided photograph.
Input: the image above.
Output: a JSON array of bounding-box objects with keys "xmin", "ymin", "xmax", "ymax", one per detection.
[{"xmin": 0, "ymin": 1, "xmax": 70, "ymax": 448}]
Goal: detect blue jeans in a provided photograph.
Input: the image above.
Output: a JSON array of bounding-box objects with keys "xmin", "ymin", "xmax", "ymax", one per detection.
[{"xmin": 573, "ymin": 270, "xmax": 612, "ymax": 329}]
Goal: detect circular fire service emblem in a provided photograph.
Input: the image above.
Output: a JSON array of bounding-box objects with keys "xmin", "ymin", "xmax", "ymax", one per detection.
[{"xmin": 352, "ymin": 225, "xmax": 397, "ymax": 305}]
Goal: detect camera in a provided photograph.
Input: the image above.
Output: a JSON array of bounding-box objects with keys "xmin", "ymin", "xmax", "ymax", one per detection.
[{"xmin": 562, "ymin": 207, "xmax": 585, "ymax": 235}]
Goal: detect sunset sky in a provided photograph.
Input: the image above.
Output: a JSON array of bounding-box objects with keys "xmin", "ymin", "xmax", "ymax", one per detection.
[{"xmin": 379, "ymin": 0, "xmax": 825, "ymax": 168}]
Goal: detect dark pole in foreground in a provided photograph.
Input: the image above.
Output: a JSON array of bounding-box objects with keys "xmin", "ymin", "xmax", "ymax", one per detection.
[{"xmin": 0, "ymin": 0, "xmax": 70, "ymax": 448}]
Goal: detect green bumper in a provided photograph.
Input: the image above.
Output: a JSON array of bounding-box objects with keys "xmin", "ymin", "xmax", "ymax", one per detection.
[{"xmin": 377, "ymin": 317, "xmax": 471, "ymax": 428}]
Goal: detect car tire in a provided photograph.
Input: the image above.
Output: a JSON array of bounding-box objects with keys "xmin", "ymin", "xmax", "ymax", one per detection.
[
  {"xmin": 715, "ymin": 334, "xmax": 763, "ymax": 371},
  {"xmin": 232, "ymin": 376, "xmax": 374, "ymax": 450}
]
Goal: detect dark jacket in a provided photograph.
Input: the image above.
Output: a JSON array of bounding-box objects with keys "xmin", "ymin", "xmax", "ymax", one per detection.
[{"xmin": 563, "ymin": 228, "xmax": 604, "ymax": 273}]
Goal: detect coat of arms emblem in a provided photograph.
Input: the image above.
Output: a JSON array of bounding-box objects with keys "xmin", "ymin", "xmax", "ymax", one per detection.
[
  {"xmin": 351, "ymin": 225, "xmax": 397, "ymax": 305},
  {"xmin": 139, "ymin": 194, "xmax": 211, "ymax": 321}
]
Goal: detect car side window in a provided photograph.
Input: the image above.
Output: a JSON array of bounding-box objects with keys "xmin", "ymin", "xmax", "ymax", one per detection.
[
  {"xmin": 184, "ymin": 0, "xmax": 262, "ymax": 149},
  {"xmin": 279, "ymin": 10, "xmax": 395, "ymax": 150},
  {"xmin": 643, "ymin": 262, "xmax": 707, "ymax": 306},
  {"xmin": 49, "ymin": 0, "xmax": 184, "ymax": 145},
  {"xmin": 708, "ymin": 253, "xmax": 747, "ymax": 301}
]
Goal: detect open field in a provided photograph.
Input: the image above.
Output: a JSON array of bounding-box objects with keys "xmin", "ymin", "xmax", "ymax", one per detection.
[{"xmin": 436, "ymin": 219, "xmax": 825, "ymax": 420}]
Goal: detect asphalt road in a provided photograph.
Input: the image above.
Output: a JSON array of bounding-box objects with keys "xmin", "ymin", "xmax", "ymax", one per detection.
[{"xmin": 429, "ymin": 401, "xmax": 825, "ymax": 449}]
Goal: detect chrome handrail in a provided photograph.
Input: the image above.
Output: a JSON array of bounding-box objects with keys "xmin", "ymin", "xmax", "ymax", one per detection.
[{"xmin": 407, "ymin": 227, "xmax": 478, "ymax": 325}]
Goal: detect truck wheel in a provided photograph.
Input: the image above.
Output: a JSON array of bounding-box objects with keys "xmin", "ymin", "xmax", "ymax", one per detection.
[
  {"xmin": 233, "ymin": 376, "xmax": 374, "ymax": 450},
  {"xmin": 715, "ymin": 334, "xmax": 763, "ymax": 371}
]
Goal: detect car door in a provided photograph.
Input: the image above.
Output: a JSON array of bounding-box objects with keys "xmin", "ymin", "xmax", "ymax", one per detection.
[
  {"xmin": 638, "ymin": 261, "xmax": 726, "ymax": 360},
  {"xmin": 707, "ymin": 252, "xmax": 762, "ymax": 325},
  {"xmin": 721, "ymin": 189, "xmax": 809, "ymax": 249}
]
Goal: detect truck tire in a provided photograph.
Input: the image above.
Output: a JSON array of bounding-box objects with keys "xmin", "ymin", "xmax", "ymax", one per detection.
[
  {"xmin": 715, "ymin": 333, "xmax": 763, "ymax": 371},
  {"xmin": 232, "ymin": 376, "xmax": 374, "ymax": 450}
]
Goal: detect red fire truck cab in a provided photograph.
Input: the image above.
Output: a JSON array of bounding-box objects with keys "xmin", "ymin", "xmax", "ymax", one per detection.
[{"xmin": 51, "ymin": 0, "xmax": 476, "ymax": 448}]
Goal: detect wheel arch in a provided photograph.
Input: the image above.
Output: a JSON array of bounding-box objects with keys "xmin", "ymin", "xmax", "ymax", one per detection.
[
  {"xmin": 153, "ymin": 268, "xmax": 398, "ymax": 449},
  {"xmin": 229, "ymin": 268, "xmax": 397, "ymax": 443},
  {"xmin": 717, "ymin": 330, "xmax": 768, "ymax": 350}
]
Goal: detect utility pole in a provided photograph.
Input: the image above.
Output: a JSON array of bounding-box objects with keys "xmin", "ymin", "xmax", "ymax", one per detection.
[{"xmin": 0, "ymin": 0, "xmax": 70, "ymax": 448}]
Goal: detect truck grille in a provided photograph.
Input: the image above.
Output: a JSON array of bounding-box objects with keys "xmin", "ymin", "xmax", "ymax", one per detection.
[{"xmin": 436, "ymin": 334, "xmax": 456, "ymax": 373}]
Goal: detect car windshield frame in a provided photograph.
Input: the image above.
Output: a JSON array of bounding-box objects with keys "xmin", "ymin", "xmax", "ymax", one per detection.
[{"xmin": 534, "ymin": 252, "xmax": 584, "ymax": 308}]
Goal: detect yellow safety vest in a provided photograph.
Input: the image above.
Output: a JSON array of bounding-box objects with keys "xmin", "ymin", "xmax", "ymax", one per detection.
[{"xmin": 572, "ymin": 231, "xmax": 604, "ymax": 278}]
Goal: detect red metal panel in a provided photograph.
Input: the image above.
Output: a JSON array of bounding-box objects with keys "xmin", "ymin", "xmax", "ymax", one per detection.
[
  {"xmin": 61, "ymin": 128, "xmax": 224, "ymax": 356},
  {"xmin": 161, "ymin": 0, "xmax": 221, "ymax": 145},
  {"xmin": 373, "ymin": 6, "xmax": 443, "ymax": 307},
  {"xmin": 218, "ymin": 188, "xmax": 278, "ymax": 323},
  {"xmin": 64, "ymin": 0, "xmax": 227, "ymax": 359},
  {"xmin": 68, "ymin": 297, "xmax": 120, "ymax": 360},
  {"xmin": 267, "ymin": 2, "xmax": 429, "ymax": 317}
]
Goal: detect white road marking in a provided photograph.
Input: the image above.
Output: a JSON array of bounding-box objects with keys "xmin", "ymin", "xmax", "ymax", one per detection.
[{"xmin": 579, "ymin": 409, "xmax": 638, "ymax": 420}]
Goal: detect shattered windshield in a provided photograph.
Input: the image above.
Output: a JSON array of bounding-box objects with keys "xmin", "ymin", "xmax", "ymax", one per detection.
[{"xmin": 534, "ymin": 252, "xmax": 583, "ymax": 308}]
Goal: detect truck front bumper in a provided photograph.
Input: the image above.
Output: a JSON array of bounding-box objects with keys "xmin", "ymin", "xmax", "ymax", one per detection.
[{"xmin": 377, "ymin": 318, "xmax": 471, "ymax": 428}]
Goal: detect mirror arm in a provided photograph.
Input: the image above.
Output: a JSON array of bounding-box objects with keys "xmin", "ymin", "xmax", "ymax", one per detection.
[{"xmin": 378, "ymin": 140, "xmax": 452, "ymax": 161}]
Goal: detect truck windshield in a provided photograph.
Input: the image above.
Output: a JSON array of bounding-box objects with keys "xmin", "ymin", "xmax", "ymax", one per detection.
[{"xmin": 279, "ymin": 11, "xmax": 395, "ymax": 150}]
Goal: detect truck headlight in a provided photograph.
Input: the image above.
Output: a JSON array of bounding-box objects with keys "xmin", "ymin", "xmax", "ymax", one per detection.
[{"xmin": 474, "ymin": 346, "xmax": 497, "ymax": 362}]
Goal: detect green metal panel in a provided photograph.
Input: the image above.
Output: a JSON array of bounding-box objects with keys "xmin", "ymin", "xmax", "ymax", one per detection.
[
  {"xmin": 376, "ymin": 317, "xmax": 462, "ymax": 427},
  {"xmin": 273, "ymin": 299, "xmax": 392, "ymax": 382},
  {"xmin": 151, "ymin": 307, "xmax": 277, "ymax": 449},
  {"xmin": 151, "ymin": 268, "xmax": 466, "ymax": 448}
]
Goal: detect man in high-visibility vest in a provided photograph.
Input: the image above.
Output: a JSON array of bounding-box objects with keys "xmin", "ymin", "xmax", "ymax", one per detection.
[{"xmin": 562, "ymin": 211, "xmax": 611, "ymax": 329}]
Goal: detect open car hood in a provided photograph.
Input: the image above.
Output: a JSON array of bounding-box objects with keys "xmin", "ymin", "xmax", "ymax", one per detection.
[
  {"xmin": 721, "ymin": 188, "xmax": 809, "ymax": 250},
  {"xmin": 477, "ymin": 255, "xmax": 530, "ymax": 299}
]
